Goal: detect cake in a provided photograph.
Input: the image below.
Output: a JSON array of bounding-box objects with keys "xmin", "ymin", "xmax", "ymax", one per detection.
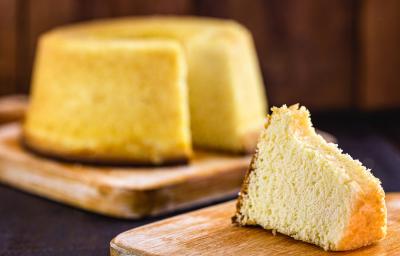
[
  {"xmin": 233, "ymin": 105, "xmax": 387, "ymax": 251},
  {"xmin": 24, "ymin": 16, "xmax": 267, "ymax": 165}
]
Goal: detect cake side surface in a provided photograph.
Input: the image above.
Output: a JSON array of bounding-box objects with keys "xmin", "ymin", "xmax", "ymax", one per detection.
[
  {"xmin": 24, "ymin": 34, "xmax": 191, "ymax": 165},
  {"xmin": 234, "ymin": 105, "xmax": 386, "ymax": 251}
]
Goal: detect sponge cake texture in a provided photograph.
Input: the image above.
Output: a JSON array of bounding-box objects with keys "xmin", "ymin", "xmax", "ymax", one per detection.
[{"xmin": 233, "ymin": 105, "xmax": 386, "ymax": 251}]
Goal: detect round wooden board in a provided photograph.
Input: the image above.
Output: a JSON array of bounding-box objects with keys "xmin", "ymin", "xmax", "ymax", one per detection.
[{"xmin": 111, "ymin": 193, "xmax": 400, "ymax": 256}]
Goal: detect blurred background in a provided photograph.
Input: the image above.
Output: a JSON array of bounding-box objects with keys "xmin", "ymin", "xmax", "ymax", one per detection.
[{"xmin": 0, "ymin": 0, "xmax": 399, "ymax": 111}]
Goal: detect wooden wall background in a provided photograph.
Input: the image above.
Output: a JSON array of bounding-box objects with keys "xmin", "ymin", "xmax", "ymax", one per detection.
[{"xmin": 0, "ymin": 0, "xmax": 399, "ymax": 111}]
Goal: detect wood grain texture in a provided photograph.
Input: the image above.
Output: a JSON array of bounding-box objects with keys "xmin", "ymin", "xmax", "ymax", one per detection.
[
  {"xmin": 0, "ymin": 124, "xmax": 250, "ymax": 218},
  {"xmin": 77, "ymin": 0, "xmax": 112, "ymax": 20},
  {"xmin": 195, "ymin": 0, "xmax": 355, "ymax": 110},
  {"xmin": 110, "ymin": 0, "xmax": 193, "ymax": 16},
  {"xmin": 18, "ymin": 0, "xmax": 81, "ymax": 93},
  {"xmin": 358, "ymin": 0, "xmax": 400, "ymax": 110},
  {"xmin": 0, "ymin": 0, "xmax": 17, "ymax": 95},
  {"xmin": 111, "ymin": 193, "xmax": 400, "ymax": 256}
]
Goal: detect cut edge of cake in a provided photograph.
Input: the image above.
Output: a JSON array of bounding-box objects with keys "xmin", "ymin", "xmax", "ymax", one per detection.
[{"xmin": 233, "ymin": 104, "xmax": 387, "ymax": 251}]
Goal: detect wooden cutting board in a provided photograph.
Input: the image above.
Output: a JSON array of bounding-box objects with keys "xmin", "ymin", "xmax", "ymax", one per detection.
[
  {"xmin": 0, "ymin": 124, "xmax": 251, "ymax": 218},
  {"xmin": 110, "ymin": 193, "xmax": 400, "ymax": 256}
]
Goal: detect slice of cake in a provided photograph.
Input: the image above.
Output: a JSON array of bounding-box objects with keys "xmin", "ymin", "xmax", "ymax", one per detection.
[
  {"xmin": 24, "ymin": 16, "xmax": 267, "ymax": 165},
  {"xmin": 233, "ymin": 105, "xmax": 386, "ymax": 251}
]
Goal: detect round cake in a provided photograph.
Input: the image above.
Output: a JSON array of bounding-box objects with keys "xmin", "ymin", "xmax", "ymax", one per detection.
[{"xmin": 24, "ymin": 16, "xmax": 267, "ymax": 165}]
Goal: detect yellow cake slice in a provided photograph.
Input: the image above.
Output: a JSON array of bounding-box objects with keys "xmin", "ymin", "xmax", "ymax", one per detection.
[
  {"xmin": 233, "ymin": 105, "xmax": 386, "ymax": 251},
  {"xmin": 24, "ymin": 16, "xmax": 267, "ymax": 165}
]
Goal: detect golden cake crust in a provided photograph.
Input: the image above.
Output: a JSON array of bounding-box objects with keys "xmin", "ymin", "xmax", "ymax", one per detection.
[
  {"xmin": 231, "ymin": 151, "xmax": 257, "ymax": 224},
  {"xmin": 334, "ymin": 186, "xmax": 386, "ymax": 250},
  {"xmin": 232, "ymin": 117, "xmax": 269, "ymax": 224}
]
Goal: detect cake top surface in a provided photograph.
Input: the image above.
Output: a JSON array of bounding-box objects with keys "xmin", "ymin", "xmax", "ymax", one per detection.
[{"xmin": 41, "ymin": 16, "xmax": 250, "ymax": 44}]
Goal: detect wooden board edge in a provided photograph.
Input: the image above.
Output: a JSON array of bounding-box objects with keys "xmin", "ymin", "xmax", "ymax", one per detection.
[
  {"xmin": 0, "ymin": 157, "xmax": 245, "ymax": 219},
  {"xmin": 0, "ymin": 124, "xmax": 248, "ymax": 218},
  {"xmin": 109, "ymin": 201, "xmax": 235, "ymax": 255},
  {"xmin": 110, "ymin": 240, "xmax": 149, "ymax": 256}
]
